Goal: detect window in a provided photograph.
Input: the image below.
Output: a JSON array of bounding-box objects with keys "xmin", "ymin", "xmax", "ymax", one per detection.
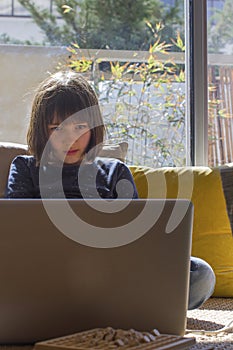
[
  {"xmin": 3, "ymin": 1, "xmax": 224, "ymax": 167},
  {"xmin": 68, "ymin": 0, "xmax": 186, "ymax": 167},
  {"xmin": 0, "ymin": 1, "xmax": 187, "ymax": 167}
]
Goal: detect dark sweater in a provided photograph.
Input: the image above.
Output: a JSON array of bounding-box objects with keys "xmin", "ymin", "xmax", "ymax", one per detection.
[{"xmin": 5, "ymin": 155, "xmax": 138, "ymax": 199}]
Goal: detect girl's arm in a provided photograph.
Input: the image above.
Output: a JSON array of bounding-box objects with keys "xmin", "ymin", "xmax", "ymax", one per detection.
[
  {"xmin": 114, "ymin": 162, "xmax": 139, "ymax": 199},
  {"xmin": 5, "ymin": 156, "xmax": 36, "ymax": 198}
]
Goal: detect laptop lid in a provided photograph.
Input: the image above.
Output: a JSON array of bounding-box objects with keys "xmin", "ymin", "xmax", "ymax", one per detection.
[{"xmin": 0, "ymin": 199, "xmax": 193, "ymax": 344}]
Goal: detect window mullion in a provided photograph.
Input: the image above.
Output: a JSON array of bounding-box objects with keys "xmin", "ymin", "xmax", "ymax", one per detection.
[{"xmin": 185, "ymin": 0, "xmax": 208, "ymax": 166}]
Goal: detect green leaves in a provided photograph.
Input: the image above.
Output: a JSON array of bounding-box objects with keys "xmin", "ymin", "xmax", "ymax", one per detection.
[
  {"xmin": 171, "ymin": 32, "xmax": 185, "ymax": 52},
  {"xmin": 61, "ymin": 5, "xmax": 74, "ymax": 14},
  {"xmin": 62, "ymin": 29, "xmax": 186, "ymax": 166},
  {"xmin": 17, "ymin": 0, "xmax": 184, "ymax": 49}
]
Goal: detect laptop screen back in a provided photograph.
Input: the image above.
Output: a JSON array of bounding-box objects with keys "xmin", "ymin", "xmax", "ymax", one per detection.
[{"xmin": 0, "ymin": 199, "xmax": 193, "ymax": 344}]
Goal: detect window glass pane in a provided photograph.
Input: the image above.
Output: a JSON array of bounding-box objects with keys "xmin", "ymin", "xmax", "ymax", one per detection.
[
  {"xmin": 14, "ymin": 0, "xmax": 51, "ymax": 16},
  {"xmin": 0, "ymin": 1, "xmax": 55, "ymax": 16},
  {"xmin": 208, "ymin": 0, "xmax": 233, "ymax": 166},
  {"xmin": 0, "ymin": 0, "xmax": 11, "ymax": 15},
  {"xmin": 14, "ymin": 0, "xmax": 30, "ymax": 16},
  {"xmin": 66, "ymin": 0, "xmax": 186, "ymax": 167}
]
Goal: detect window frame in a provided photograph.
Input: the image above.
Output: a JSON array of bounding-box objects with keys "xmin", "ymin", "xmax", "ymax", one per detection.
[{"xmin": 185, "ymin": 0, "xmax": 208, "ymax": 165}]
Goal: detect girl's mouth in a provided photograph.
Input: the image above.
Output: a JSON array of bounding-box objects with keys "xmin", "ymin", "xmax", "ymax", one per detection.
[{"xmin": 66, "ymin": 149, "xmax": 78, "ymax": 155}]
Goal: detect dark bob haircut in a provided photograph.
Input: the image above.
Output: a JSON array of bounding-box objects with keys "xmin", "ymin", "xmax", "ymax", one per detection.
[{"xmin": 27, "ymin": 70, "xmax": 105, "ymax": 163}]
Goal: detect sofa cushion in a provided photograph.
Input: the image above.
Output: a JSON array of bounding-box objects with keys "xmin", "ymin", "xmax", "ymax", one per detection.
[
  {"xmin": 0, "ymin": 142, "xmax": 28, "ymax": 197},
  {"xmin": 129, "ymin": 165, "xmax": 233, "ymax": 297}
]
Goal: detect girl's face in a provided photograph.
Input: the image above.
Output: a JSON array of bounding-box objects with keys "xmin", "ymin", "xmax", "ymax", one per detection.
[{"xmin": 48, "ymin": 118, "xmax": 91, "ymax": 164}]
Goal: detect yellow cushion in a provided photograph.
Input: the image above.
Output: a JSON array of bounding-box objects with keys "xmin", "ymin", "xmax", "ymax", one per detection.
[{"xmin": 129, "ymin": 165, "xmax": 233, "ymax": 297}]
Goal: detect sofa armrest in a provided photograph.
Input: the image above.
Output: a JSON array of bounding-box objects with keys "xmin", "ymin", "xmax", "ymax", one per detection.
[{"xmin": 0, "ymin": 142, "xmax": 28, "ymax": 197}]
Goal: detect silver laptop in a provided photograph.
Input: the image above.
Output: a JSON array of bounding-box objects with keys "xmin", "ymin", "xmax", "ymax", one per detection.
[{"xmin": 0, "ymin": 199, "xmax": 193, "ymax": 344}]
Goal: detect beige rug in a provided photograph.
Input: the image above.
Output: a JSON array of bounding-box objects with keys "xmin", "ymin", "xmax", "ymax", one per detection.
[
  {"xmin": 0, "ymin": 298, "xmax": 232, "ymax": 350},
  {"xmin": 186, "ymin": 297, "xmax": 233, "ymax": 349}
]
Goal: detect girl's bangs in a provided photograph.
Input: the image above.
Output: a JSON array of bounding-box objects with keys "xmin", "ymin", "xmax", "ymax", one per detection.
[{"xmin": 45, "ymin": 91, "xmax": 88, "ymax": 124}]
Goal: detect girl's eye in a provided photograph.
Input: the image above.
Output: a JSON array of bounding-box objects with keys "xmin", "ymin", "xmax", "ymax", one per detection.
[
  {"xmin": 49, "ymin": 125, "xmax": 62, "ymax": 132},
  {"xmin": 75, "ymin": 124, "xmax": 89, "ymax": 131}
]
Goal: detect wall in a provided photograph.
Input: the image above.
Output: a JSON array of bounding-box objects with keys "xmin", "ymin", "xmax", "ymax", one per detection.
[{"xmin": 0, "ymin": 45, "xmax": 67, "ymax": 144}]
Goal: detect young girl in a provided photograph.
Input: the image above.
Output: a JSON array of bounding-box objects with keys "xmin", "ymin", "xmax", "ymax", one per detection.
[
  {"xmin": 5, "ymin": 70, "xmax": 138, "ymax": 199},
  {"xmin": 5, "ymin": 70, "xmax": 215, "ymax": 310}
]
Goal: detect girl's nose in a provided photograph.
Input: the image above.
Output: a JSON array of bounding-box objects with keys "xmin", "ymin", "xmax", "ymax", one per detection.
[
  {"xmin": 61, "ymin": 129, "xmax": 76, "ymax": 145},
  {"xmin": 63, "ymin": 128, "xmax": 83, "ymax": 146}
]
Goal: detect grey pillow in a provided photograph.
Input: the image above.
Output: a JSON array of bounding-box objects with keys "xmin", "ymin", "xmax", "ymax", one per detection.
[
  {"xmin": 98, "ymin": 142, "xmax": 128, "ymax": 162},
  {"xmin": 220, "ymin": 164, "xmax": 233, "ymax": 234}
]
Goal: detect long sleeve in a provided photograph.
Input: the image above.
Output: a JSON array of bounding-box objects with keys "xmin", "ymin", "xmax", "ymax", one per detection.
[
  {"xmin": 93, "ymin": 157, "xmax": 139, "ymax": 199},
  {"xmin": 112, "ymin": 162, "xmax": 138, "ymax": 199},
  {"xmin": 5, "ymin": 156, "xmax": 36, "ymax": 198},
  {"xmin": 5, "ymin": 156, "xmax": 138, "ymax": 199}
]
